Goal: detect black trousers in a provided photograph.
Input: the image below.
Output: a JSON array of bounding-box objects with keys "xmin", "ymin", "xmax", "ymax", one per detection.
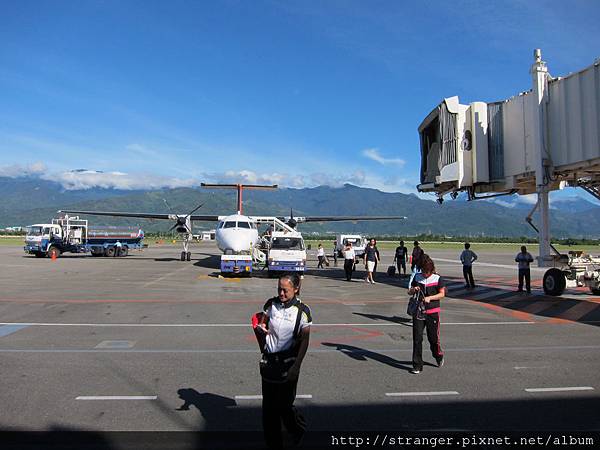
[
  {"xmin": 518, "ymin": 268, "xmax": 531, "ymax": 292},
  {"xmin": 396, "ymin": 260, "xmax": 406, "ymax": 275},
  {"xmin": 344, "ymin": 259, "xmax": 354, "ymax": 281},
  {"xmin": 262, "ymin": 377, "xmax": 306, "ymax": 449},
  {"xmin": 462, "ymin": 265, "xmax": 475, "ymax": 287},
  {"xmin": 317, "ymin": 256, "xmax": 324, "ymax": 268},
  {"xmin": 412, "ymin": 312, "xmax": 443, "ymax": 370}
]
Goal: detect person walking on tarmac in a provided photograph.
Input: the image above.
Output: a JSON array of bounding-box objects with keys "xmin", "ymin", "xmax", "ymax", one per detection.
[
  {"xmin": 394, "ymin": 240, "xmax": 409, "ymax": 277},
  {"xmin": 363, "ymin": 238, "xmax": 380, "ymax": 284},
  {"xmin": 343, "ymin": 241, "xmax": 356, "ymax": 281},
  {"xmin": 411, "ymin": 241, "xmax": 424, "ymax": 272},
  {"xmin": 407, "ymin": 254, "xmax": 445, "ymax": 374},
  {"xmin": 317, "ymin": 244, "xmax": 325, "ymax": 269},
  {"xmin": 254, "ymin": 274, "xmax": 312, "ymax": 449},
  {"xmin": 515, "ymin": 245, "xmax": 534, "ymax": 294},
  {"xmin": 460, "ymin": 242, "xmax": 478, "ymax": 288}
]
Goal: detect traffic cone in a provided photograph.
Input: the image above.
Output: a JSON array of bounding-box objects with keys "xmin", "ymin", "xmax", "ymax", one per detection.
[{"xmin": 51, "ymin": 252, "xmax": 57, "ymax": 261}]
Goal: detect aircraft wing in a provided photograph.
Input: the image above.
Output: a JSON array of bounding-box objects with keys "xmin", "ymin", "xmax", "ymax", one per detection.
[
  {"xmin": 58, "ymin": 210, "xmax": 220, "ymax": 221},
  {"xmin": 290, "ymin": 215, "xmax": 407, "ymax": 223}
]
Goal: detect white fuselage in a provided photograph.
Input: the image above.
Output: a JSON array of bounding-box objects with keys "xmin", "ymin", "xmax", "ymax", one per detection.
[{"xmin": 215, "ymin": 214, "xmax": 260, "ymax": 254}]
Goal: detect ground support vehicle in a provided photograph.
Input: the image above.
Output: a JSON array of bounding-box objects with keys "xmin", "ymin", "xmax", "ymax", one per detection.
[
  {"xmin": 266, "ymin": 230, "xmax": 306, "ymax": 274},
  {"xmin": 24, "ymin": 215, "xmax": 144, "ymax": 258},
  {"xmin": 220, "ymin": 254, "xmax": 253, "ymax": 274},
  {"xmin": 335, "ymin": 234, "xmax": 366, "ymax": 260},
  {"xmin": 543, "ymin": 251, "xmax": 600, "ymax": 296}
]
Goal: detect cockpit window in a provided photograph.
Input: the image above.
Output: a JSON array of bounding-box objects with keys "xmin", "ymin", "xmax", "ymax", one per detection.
[
  {"xmin": 237, "ymin": 221, "xmax": 250, "ymax": 229},
  {"xmin": 224, "ymin": 221, "xmax": 237, "ymax": 228},
  {"xmin": 271, "ymin": 237, "xmax": 305, "ymax": 250}
]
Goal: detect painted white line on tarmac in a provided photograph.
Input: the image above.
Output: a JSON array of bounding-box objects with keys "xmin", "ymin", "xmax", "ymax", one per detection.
[
  {"xmin": 235, "ymin": 395, "xmax": 312, "ymax": 400},
  {"xmin": 0, "ymin": 321, "xmax": 536, "ymax": 327},
  {"xmin": 386, "ymin": 391, "xmax": 459, "ymax": 397},
  {"xmin": 525, "ymin": 387, "xmax": 594, "ymax": 393},
  {"xmin": 76, "ymin": 396, "xmax": 157, "ymax": 400},
  {"xmin": 3, "ymin": 344, "xmax": 600, "ymax": 354},
  {"xmin": 514, "ymin": 366, "xmax": 549, "ymax": 370}
]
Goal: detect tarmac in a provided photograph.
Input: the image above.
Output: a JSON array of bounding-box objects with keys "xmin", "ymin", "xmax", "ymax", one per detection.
[{"xmin": 1, "ymin": 242, "xmax": 599, "ymax": 448}]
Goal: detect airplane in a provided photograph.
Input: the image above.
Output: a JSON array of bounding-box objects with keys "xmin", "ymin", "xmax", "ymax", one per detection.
[{"xmin": 59, "ymin": 183, "xmax": 407, "ymax": 265}]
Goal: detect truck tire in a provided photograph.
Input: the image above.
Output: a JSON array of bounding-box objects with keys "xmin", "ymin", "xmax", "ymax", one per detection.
[
  {"xmin": 48, "ymin": 247, "xmax": 61, "ymax": 259},
  {"xmin": 543, "ymin": 268, "xmax": 566, "ymax": 296},
  {"xmin": 106, "ymin": 247, "xmax": 116, "ymax": 257},
  {"xmin": 34, "ymin": 252, "xmax": 45, "ymax": 258},
  {"xmin": 120, "ymin": 246, "xmax": 129, "ymax": 257}
]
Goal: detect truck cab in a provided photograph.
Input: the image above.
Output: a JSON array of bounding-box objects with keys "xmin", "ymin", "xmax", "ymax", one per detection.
[
  {"xmin": 267, "ymin": 231, "xmax": 307, "ymax": 273},
  {"xmin": 24, "ymin": 224, "xmax": 64, "ymax": 257}
]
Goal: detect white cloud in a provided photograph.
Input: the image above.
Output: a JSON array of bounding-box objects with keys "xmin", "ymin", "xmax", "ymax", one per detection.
[
  {"xmin": 41, "ymin": 170, "xmax": 199, "ymax": 191},
  {"xmin": 362, "ymin": 148, "xmax": 405, "ymax": 167},
  {"xmin": 0, "ymin": 162, "xmax": 47, "ymax": 177}
]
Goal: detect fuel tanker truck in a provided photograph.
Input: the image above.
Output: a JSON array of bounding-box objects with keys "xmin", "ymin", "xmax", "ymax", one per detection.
[{"xmin": 24, "ymin": 215, "xmax": 144, "ymax": 258}]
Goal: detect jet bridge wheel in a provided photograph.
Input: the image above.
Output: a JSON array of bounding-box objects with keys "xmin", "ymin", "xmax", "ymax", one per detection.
[{"xmin": 543, "ymin": 268, "xmax": 566, "ymax": 296}]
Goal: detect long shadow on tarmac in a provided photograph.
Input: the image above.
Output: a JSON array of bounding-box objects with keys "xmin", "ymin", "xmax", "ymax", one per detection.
[
  {"xmin": 321, "ymin": 342, "xmax": 414, "ymax": 371},
  {"xmin": 3, "ymin": 395, "xmax": 599, "ymax": 449}
]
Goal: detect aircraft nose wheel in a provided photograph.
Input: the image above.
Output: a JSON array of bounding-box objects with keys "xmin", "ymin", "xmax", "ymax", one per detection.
[
  {"xmin": 186, "ymin": 252, "xmax": 191, "ymax": 261},
  {"xmin": 180, "ymin": 251, "xmax": 186, "ymax": 261}
]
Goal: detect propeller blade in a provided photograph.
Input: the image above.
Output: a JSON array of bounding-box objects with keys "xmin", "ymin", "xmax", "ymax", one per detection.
[
  {"xmin": 187, "ymin": 202, "xmax": 205, "ymax": 217},
  {"xmin": 163, "ymin": 198, "xmax": 174, "ymax": 213},
  {"xmin": 168, "ymin": 223, "xmax": 179, "ymax": 232}
]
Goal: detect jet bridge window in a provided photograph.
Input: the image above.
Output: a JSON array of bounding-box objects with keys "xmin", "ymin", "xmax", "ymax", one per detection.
[
  {"xmin": 271, "ymin": 237, "xmax": 305, "ymax": 250},
  {"xmin": 224, "ymin": 222, "xmax": 237, "ymax": 228}
]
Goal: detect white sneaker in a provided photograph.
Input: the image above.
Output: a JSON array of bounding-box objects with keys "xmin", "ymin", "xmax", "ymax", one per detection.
[{"xmin": 371, "ymin": 280, "xmax": 376, "ymax": 284}]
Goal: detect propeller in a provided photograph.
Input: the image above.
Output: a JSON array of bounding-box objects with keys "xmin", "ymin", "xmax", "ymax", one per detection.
[
  {"xmin": 165, "ymin": 200, "xmax": 205, "ymax": 234},
  {"xmin": 287, "ymin": 208, "xmax": 297, "ymax": 229}
]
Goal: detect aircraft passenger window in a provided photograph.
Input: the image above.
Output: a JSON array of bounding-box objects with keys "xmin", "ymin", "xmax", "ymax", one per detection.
[
  {"xmin": 224, "ymin": 222, "xmax": 236, "ymax": 228},
  {"xmin": 237, "ymin": 222, "xmax": 250, "ymax": 229}
]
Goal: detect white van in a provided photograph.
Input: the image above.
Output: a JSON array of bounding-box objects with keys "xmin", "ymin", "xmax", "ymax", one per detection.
[
  {"xmin": 267, "ymin": 231, "xmax": 307, "ymax": 274},
  {"xmin": 335, "ymin": 234, "xmax": 367, "ymax": 258}
]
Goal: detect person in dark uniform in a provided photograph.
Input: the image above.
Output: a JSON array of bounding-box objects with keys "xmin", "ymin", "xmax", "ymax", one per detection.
[
  {"xmin": 394, "ymin": 240, "xmax": 408, "ymax": 277},
  {"xmin": 515, "ymin": 245, "xmax": 534, "ymax": 294},
  {"xmin": 255, "ymin": 274, "xmax": 312, "ymax": 449},
  {"xmin": 407, "ymin": 254, "xmax": 445, "ymax": 374},
  {"xmin": 363, "ymin": 238, "xmax": 380, "ymax": 284}
]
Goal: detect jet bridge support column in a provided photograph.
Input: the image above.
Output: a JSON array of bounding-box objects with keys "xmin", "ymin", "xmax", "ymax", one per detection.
[{"xmin": 531, "ymin": 49, "xmax": 553, "ymax": 267}]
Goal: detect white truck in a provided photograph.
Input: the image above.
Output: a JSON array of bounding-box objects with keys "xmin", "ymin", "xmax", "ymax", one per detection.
[
  {"xmin": 266, "ymin": 230, "xmax": 307, "ymax": 274},
  {"xmin": 24, "ymin": 215, "xmax": 144, "ymax": 258},
  {"xmin": 335, "ymin": 234, "xmax": 367, "ymax": 259}
]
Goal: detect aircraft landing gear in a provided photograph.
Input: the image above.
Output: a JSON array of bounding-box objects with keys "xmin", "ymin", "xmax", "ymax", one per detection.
[
  {"xmin": 186, "ymin": 252, "xmax": 191, "ymax": 261},
  {"xmin": 181, "ymin": 251, "xmax": 186, "ymax": 261}
]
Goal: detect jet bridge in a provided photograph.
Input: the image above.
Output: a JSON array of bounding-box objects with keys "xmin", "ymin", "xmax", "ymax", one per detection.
[{"xmin": 417, "ymin": 50, "xmax": 600, "ymax": 267}]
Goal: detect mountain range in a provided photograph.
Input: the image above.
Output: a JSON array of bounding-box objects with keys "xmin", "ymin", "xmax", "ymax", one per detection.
[{"xmin": 1, "ymin": 176, "xmax": 599, "ymax": 238}]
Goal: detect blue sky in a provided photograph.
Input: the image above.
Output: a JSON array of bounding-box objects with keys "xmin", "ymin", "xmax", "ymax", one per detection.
[{"xmin": 1, "ymin": 0, "xmax": 599, "ymax": 196}]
